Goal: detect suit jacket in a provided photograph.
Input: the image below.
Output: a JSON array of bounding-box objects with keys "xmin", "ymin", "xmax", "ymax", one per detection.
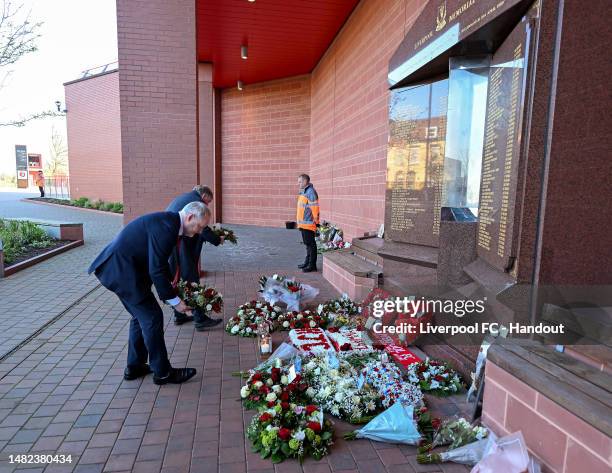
[
  {"xmin": 166, "ymin": 190, "xmax": 221, "ymax": 247},
  {"xmin": 88, "ymin": 211, "xmax": 180, "ymax": 305}
]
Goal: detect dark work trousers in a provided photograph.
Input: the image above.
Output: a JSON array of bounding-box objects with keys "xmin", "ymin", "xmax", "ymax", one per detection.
[
  {"xmin": 168, "ymin": 235, "xmax": 201, "ymax": 321},
  {"xmin": 120, "ymin": 292, "xmax": 171, "ymax": 377},
  {"xmin": 38, "ymin": 186, "xmax": 44, "ymax": 197},
  {"xmin": 300, "ymin": 228, "xmax": 317, "ymax": 270}
]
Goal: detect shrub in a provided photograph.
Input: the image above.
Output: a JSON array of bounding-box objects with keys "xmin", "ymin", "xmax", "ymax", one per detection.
[
  {"xmin": 0, "ymin": 219, "xmax": 53, "ymax": 265},
  {"xmin": 101, "ymin": 202, "xmax": 114, "ymax": 211},
  {"xmin": 73, "ymin": 197, "xmax": 90, "ymax": 207},
  {"xmin": 111, "ymin": 203, "xmax": 123, "ymax": 213}
]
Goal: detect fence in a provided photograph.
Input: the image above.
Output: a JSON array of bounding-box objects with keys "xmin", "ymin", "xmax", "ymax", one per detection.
[{"xmin": 45, "ymin": 175, "xmax": 71, "ymax": 199}]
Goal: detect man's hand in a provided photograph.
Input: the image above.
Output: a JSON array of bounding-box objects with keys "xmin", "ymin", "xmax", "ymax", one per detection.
[
  {"xmin": 219, "ymin": 236, "xmax": 225, "ymax": 245},
  {"xmin": 175, "ymin": 300, "xmax": 192, "ymax": 315}
]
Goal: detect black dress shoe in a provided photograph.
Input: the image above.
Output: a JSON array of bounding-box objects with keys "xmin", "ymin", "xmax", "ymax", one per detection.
[
  {"xmin": 124, "ymin": 364, "xmax": 152, "ymax": 381},
  {"xmin": 298, "ymin": 262, "xmax": 308, "ymax": 269},
  {"xmin": 195, "ymin": 317, "xmax": 223, "ymax": 331},
  {"xmin": 302, "ymin": 267, "xmax": 317, "ymax": 273},
  {"xmin": 153, "ymin": 367, "xmax": 197, "ymax": 385},
  {"xmin": 174, "ymin": 315, "xmax": 194, "ymax": 325}
]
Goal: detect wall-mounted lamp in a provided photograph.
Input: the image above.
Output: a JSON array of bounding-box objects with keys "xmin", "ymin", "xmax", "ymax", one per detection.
[
  {"xmin": 237, "ymin": 80, "xmax": 244, "ymax": 91},
  {"xmin": 55, "ymin": 100, "xmax": 67, "ymax": 113},
  {"xmin": 247, "ymin": 0, "xmax": 256, "ymax": 3},
  {"xmin": 241, "ymin": 45, "xmax": 248, "ymax": 60}
]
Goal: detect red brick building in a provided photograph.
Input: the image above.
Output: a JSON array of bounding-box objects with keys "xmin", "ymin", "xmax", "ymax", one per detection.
[
  {"xmin": 63, "ymin": 1, "xmax": 611, "ymax": 471},
  {"xmin": 64, "ymin": 64, "xmax": 122, "ymax": 203}
]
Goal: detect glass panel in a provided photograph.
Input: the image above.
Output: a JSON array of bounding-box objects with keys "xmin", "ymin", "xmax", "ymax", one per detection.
[
  {"xmin": 442, "ymin": 56, "xmax": 490, "ymax": 219},
  {"xmin": 384, "ymin": 78, "xmax": 449, "ymax": 247}
]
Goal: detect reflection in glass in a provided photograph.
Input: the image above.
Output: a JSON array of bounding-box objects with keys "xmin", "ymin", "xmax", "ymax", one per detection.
[
  {"xmin": 442, "ymin": 56, "xmax": 490, "ymax": 218},
  {"xmin": 386, "ymin": 79, "xmax": 448, "ymax": 245}
]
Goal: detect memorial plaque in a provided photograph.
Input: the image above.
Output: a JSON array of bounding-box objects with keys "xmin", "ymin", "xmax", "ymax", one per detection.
[
  {"xmin": 384, "ymin": 79, "xmax": 448, "ymax": 247},
  {"xmin": 15, "ymin": 145, "xmax": 28, "ymax": 189},
  {"xmin": 477, "ymin": 17, "xmax": 532, "ymax": 270}
]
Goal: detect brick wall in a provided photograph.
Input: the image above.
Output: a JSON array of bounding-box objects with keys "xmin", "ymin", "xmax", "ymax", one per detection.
[
  {"xmin": 117, "ymin": 0, "xmax": 199, "ymax": 222},
  {"xmin": 64, "ymin": 71, "xmax": 122, "ymax": 203},
  {"xmin": 482, "ymin": 361, "xmax": 612, "ymax": 473},
  {"xmin": 221, "ymin": 76, "xmax": 311, "ymax": 227},
  {"xmin": 309, "ymin": 0, "xmax": 427, "ymax": 240}
]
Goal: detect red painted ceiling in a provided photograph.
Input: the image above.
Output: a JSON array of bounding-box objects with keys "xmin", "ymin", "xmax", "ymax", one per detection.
[{"xmin": 197, "ymin": 0, "xmax": 360, "ymax": 89}]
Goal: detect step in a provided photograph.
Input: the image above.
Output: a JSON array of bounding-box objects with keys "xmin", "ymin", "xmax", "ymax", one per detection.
[
  {"xmin": 377, "ymin": 240, "xmax": 438, "ymax": 268},
  {"xmin": 323, "ymin": 249, "xmax": 383, "ymax": 279},
  {"xmin": 351, "ymin": 237, "xmax": 384, "ymax": 266}
]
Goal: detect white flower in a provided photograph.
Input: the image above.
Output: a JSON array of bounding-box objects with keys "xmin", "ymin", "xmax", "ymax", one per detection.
[
  {"xmin": 266, "ymin": 378, "xmax": 274, "ymax": 386},
  {"xmin": 283, "ymin": 321, "xmax": 290, "ymax": 328},
  {"xmin": 317, "ymin": 304, "xmax": 324, "ymax": 315},
  {"xmin": 297, "ymin": 314, "xmax": 303, "ymax": 320},
  {"xmin": 256, "ymin": 303, "xmax": 262, "ymax": 308},
  {"xmin": 265, "ymin": 392, "xmax": 277, "ymax": 402},
  {"xmin": 334, "ymin": 392, "xmax": 344, "ymax": 403},
  {"xmin": 272, "ymin": 274, "xmax": 279, "ymax": 280},
  {"xmin": 280, "ymin": 375, "xmax": 289, "ymax": 385},
  {"xmin": 274, "ymin": 306, "xmax": 281, "ymax": 312},
  {"xmin": 253, "ymin": 381, "xmax": 263, "ymax": 389},
  {"xmin": 240, "ymin": 386, "xmax": 250, "ymax": 398},
  {"xmin": 309, "ymin": 320, "xmax": 316, "ymax": 328},
  {"xmin": 206, "ymin": 304, "xmax": 213, "ymax": 311},
  {"xmin": 272, "ymin": 385, "xmax": 282, "ymax": 394},
  {"xmin": 238, "ymin": 310, "xmax": 244, "ymax": 316},
  {"xmin": 246, "ymin": 327, "xmax": 252, "ymax": 333},
  {"xmin": 293, "ymin": 430, "xmax": 305, "ymax": 441},
  {"xmin": 231, "ymin": 325, "xmax": 239, "ymax": 334},
  {"xmin": 306, "ymin": 387, "xmax": 316, "ymax": 398}
]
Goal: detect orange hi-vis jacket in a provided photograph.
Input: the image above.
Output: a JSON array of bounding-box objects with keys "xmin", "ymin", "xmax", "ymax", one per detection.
[{"xmin": 296, "ymin": 184, "xmax": 320, "ymax": 231}]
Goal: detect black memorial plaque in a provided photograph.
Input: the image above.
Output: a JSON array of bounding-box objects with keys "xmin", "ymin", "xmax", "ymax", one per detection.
[
  {"xmin": 384, "ymin": 79, "xmax": 448, "ymax": 247},
  {"xmin": 477, "ymin": 17, "xmax": 531, "ymax": 271}
]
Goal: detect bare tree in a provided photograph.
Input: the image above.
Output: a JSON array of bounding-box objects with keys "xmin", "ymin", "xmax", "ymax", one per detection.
[
  {"xmin": 0, "ymin": 0, "xmax": 62, "ymax": 126},
  {"xmin": 45, "ymin": 125, "xmax": 68, "ymax": 176}
]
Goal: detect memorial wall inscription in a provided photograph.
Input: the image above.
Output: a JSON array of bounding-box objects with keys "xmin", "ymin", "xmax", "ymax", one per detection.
[
  {"xmin": 384, "ymin": 79, "xmax": 449, "ymax": 247},
  {"xmin": 477, "ymin": 18, "xmax": 531, "ymax": 270}
]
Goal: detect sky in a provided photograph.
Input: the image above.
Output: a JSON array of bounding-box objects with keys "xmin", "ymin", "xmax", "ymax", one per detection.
[{"xmin": 0, "ymin": 0, "xmax": 117, "ymax": 175}]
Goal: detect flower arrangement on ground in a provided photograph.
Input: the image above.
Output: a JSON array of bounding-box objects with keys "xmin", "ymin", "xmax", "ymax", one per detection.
[
  {"xmin": 317, "ymin": 294, "xmax": 364, "ymax": 329},
  {"xmin": 258, "ymin": 274, "xmax": 286, "ymax": 293},
  {"xmin": 211, "ymin": 225, "xmax": 238, "ymax": 244},
  {"xmin": 407, "ymin": 359, "xmax": 463, "ymax": 396},
  {"xmin": 225, "ymin": 301, "xmax": 284, "ymax": 337},
  {"xmin": 240, "ymin": 367, "xmax": 309, "ymax": 410},
  {"xmin": 301, "ymin": 353, "xmax": 381, "ymax": 423},
  {"xmin": 361, "ymin": 358, "xmax": 423, "ymax": 408},
  {"xmin": 247, "ymin": 402, "xmax": 334, "ymax": 463},
  {"xmin": 316, "ymin": 221, "xmax": 350, "ymax": 253},
  {"xmin": 326, "ymin": 328, "xmax": 370, "ymax": 352},
  {"xmin": 278, "ymin": 310, "xmax": 329, "ymax": 330},
  {"xmin": 417, "ymin": 417, "xmax": 488, "ymax": 463},
  {"xmin": 289, "ymin": 328, "xmax": 334, "ymax": 354},
  {"xmin": 176, "ymin": 280, "xmax": 223, "ymax": 314}
]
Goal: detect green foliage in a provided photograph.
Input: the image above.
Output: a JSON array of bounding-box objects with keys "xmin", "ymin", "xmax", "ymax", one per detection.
[
  {"xmin": 42, "ymin": 197, "xmax": 123, "ymax": 213},
  {"xmin": 0, "ymin": 218, "xmax": 53, "ymax": 265}
]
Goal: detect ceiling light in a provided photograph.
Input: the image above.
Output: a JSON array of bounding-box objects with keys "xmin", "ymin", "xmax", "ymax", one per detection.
[
  {"xmin": 247, "ymin": 0, "xmax": 255, "ymax": 2},
  {"xmin": 237, "ymin": 80, "xmax": 244, "ymax": 91},
  {"xmin": 241, "ymin": 45, "xmax": 248, "ymax": 60}
]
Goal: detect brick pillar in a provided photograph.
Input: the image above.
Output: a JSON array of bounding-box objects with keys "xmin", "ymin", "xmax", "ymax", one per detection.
[
  {"xmin": 117, "ymin": 0, "xmax": 199, "ymax": 222},
  {"xmin": 197, "ymin": 63, "xmax": 219, "ymax": 222}
]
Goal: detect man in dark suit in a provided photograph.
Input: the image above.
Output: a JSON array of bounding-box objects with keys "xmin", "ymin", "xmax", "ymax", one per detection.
[
  {"xmin": 166, "ymin": 185, "xmax": 224, "ymax": 328},
  {"xmin": 88, "ymin": 202, "xmax": 211, "ymax": 385}
]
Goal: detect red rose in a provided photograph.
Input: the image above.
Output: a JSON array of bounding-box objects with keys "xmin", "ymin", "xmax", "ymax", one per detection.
[
  {"xmin": 290, "ymin": 322, "xmax": 296, "ymax": 328},
  {"xmin": 434, "ymin": 375, "xmax": 445, "ymax": 382},
  {"xmin": 271, "ymin": 368, "xmax": 281, "ymax": 383},
  {"xmin": 250, "ymin": 300, "xmax": 257, "ymax": 305},
  {"xmin": 289, "ymin": 286, "xmax": 299, "ymax": 293},
  {"xmin": 267, "ymin": 401, "xmax": 275, "ymax": 407},
  {"xmin": 327, "ymin": 327, "xmax": 339, "ymax": 333},
  {"xmin": 259, "ymin": 413, "xmax": 272, "ymax": 423},
  {"xmin": 297, "ymin": 383, "xmax": 307, "ymax": 391},
  {"xmin": 281, "ymin": 402, "xmax": 290, "ymax": 411},
  {"xmin": 432, "ymin": 418, "xmax": 441, "ymax": 430},
  {"xmin": 251, "ymin": 373, "xmax": 262, "ymax": 381},
  {"xmin": 307, "ymin": 421, "xmax": 321, "ymax": 432},
  {"xmin": 233, "ymin": 316, "xmax": 240, "ymax": 322},
  {"xmin": 340, "ymin": 343, "xmax": 352, "ymax": 351},
  {"xmin": 373, "ymin": 343, "xmax": 385, "ymax": 350},
  {"xmin": 204, "ymin": 289, "xmax": 215, "ymax": 298},
  {"xmin": 418, "ymin": 365, "xmax": 428, "ymax": 373},
  {"xmin": 356, "ymin": 325, "xmax": 364, "ymax": 331},
  {"xmin": 306, "ymin": 405, "xmax": 318, "ymax": 415},
  {"xmin": 212, "ymin": 303, "xmax": 221, "ymax": 313},
  {"xmin": 278, "ymin": 427, "xmax": 292, "ymax": 441},
  {"xmin": 280, "ymin": 391, "xmax": 289, "ymax": 401}
]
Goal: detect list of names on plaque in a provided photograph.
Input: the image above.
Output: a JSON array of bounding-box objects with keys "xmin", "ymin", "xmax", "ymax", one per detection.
[
  {"xmin": 384, "ymin": 79, "xmax": 448, "ymax": 247},
  {"xmin": 477, "ymin": 19, "xmax": 529, "ymax": 270}
]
